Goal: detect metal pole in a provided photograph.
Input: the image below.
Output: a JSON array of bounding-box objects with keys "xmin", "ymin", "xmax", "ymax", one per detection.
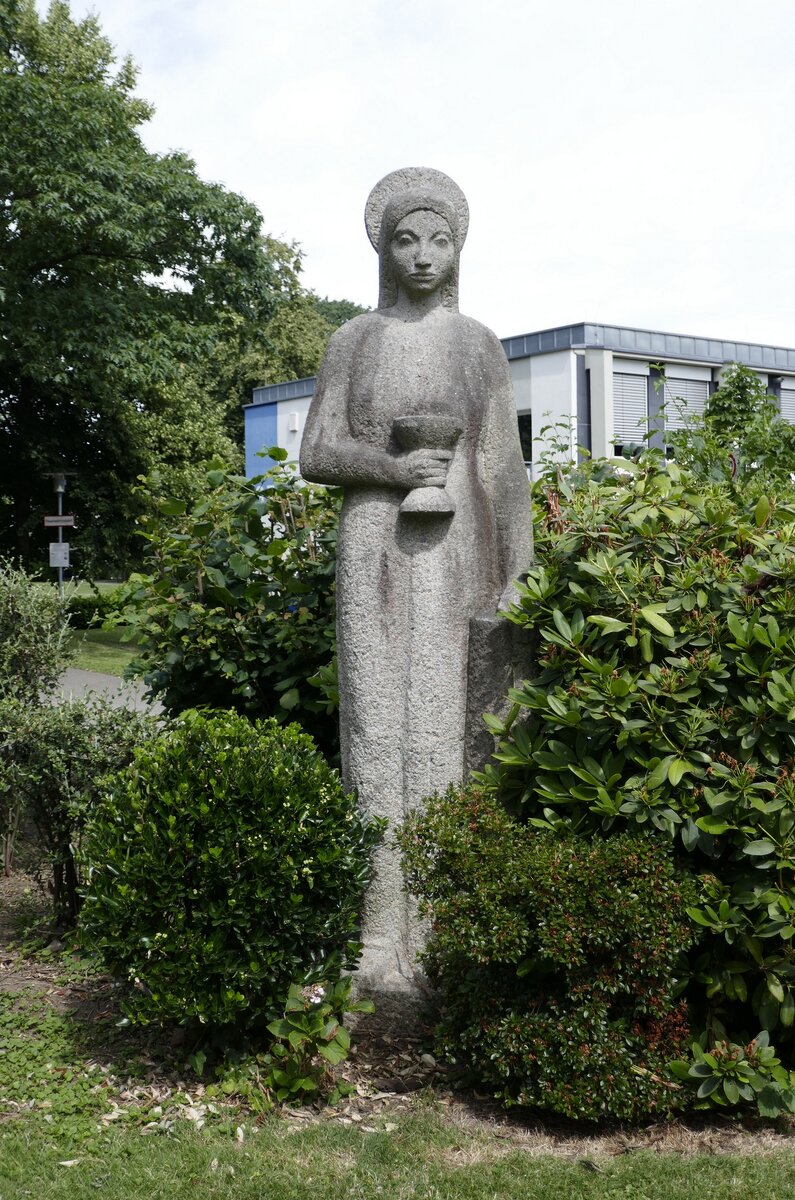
[
  {"xmin": 53, "ymin": 473, "xmax": 67, "ymax": 600},
  {"xmin": 57, "ymin": 487, "xmax": 64, "ymax": 599}
]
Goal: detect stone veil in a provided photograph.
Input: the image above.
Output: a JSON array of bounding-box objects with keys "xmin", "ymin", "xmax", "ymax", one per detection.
[{"xmin": 300, "ymin": 167, "xmax": 533, "ymax": 1014}]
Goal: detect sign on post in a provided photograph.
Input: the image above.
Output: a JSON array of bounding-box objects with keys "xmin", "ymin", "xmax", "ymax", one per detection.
[
  {"xmin": 44, "ymin": 514, "xmax": 76, "ymax": 528},
  {"xmin": 49, "ymin": 542, "xmax": 70, "ymax": 569}
]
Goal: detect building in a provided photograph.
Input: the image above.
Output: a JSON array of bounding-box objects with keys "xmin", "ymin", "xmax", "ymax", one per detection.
[{"xmin": 243, "ymin": 321, "xmax": 795, "ymax": 477}]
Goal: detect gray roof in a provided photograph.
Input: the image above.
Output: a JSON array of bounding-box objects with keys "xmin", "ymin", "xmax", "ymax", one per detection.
[
  {"xmin": 502, "ymin": 322, "xmax": 795, "ymax": 371},
  {"xmin": 247, "ymin": 321, "xmax": 795, "ymax": 406}
]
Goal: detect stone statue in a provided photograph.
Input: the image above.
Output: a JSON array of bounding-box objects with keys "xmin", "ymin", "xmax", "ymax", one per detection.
[{"xmin": 300, "ymin": 167, "xmax": 533, "ymax": 1011}]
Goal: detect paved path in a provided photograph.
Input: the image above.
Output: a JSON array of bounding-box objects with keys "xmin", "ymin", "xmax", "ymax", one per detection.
[{"xmin": 56, "ymin": 668, "xmax": 162, "ymax": 714}]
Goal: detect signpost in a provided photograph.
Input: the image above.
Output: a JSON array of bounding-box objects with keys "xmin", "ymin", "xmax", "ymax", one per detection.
[{"xmin": 47, "ymin": 474, "xmax": 71, "ymax": 597}]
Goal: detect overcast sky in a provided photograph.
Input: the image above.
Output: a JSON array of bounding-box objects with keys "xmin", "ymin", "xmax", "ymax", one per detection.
[{"xmin": 47, "ymin": 0, "xmax": 795, "ymax": 347}]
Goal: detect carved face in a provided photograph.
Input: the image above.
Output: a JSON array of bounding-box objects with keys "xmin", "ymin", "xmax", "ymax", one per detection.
[{"xmin": 388, "ymin": 210, "xmax": 455, "ymax": 299}]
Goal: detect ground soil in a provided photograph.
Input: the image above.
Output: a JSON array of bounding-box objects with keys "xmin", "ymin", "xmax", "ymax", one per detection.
[{"xmin": 3, "ymin": 870, "xmax": 795, "ymax": 1159}]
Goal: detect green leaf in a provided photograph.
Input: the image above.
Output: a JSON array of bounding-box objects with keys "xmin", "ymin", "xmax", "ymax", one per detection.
[
  {"xmin": 757, "ymin": 1084, "xmax": 786, "ymax": 1118},
  {"xmin": 348, "ymin": 997, "xmax": 376, "ymax": 1014},
  {"xmin": 686, "ymin": 907, "xmax": 716, "ymax": 927},
  {"xmin": 587, "ymin": 615, "xmax": 629, "ymax": 634},
  {"xmin": 696, "ymin": 815, "xmax": 733, "ymax": 836},
  {"xmin": 727, "ymin": 611, "xmax": 746, "ymax": 641},
  {"xmin": 639, "ymin": 605, "xmax": 675, "ymax": 638},
  {"xmin": 228, "ymin": 553, "xmax": 251, "ymax": 579},
  {"xmin": 768, "ymin": 975, "xmax": 785, "ymax": 1004},
  {"xmin": 754, "ymin": 495, "xmax": 771, "ymax": 527},
  {"xmin": 667, "ymin": 758, "xmax": 689, "ymax": 786},
  {"xmin": 279, "ymin": 688, "xmax": 300, "ymax": 710},
  {"xmin": 744, "ymin": 839, "xmax": 776, "ymax": 856},
  {"xmin": 317, "ymin": 1041, "xmax": 347, "ymax": 1065},
  {"xmin": 647, "ymin": 757, "xmax": 673, "ymax": 789},
  {"xmin": 667, "ymin": 1060, "xmax": 692, "ymax": 1081},
  {"xmin": 552, "ymin": 609, "xmax": 572, "ymax": 640},
  {"xmin": 157, "ymin": 498, "xmax": 188, "ymax": 517}
]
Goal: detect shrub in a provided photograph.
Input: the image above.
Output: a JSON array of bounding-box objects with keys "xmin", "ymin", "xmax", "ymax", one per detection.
[
  {"xmin": 669, "ymin": 363, "xmax": 795, "ymax": 499},
  {"xmin": 0, "ymin": 697, "xmax": 154, "ymax": 921},
  {"xmin": 65, "ymin": 585, "xmax": 126, "ymax": 629},
  {"xmin": 479, "ymin": 452, "xmax": 795, "ymax": 1066},
  {"xmin": 399, "ymin": 786, "xmax": 696, "ymax": 1120},
  {"xmin": 0, "ymin": 559, "xmax": 72, "ymax": 702},
  {"xmin": 79, "ymin": 709, "xmax": 381, "ymax": 1034},
  {"xmin": 118, "ymin": 455, "xmax": 340, "ymax": 757}
]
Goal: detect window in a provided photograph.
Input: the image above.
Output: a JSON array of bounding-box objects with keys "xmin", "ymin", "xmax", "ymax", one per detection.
[
  {"xmin": 613, "ymin": 373, "xmax": 648, "ymax": 446},
  {"xmin": 517, "ymin": 413, "xmax": 533, "ymax": 462},
  {"xmin": 663, "ymin": 378, "xmax": 709, "ymax": 432},
  {"xmin": 780, "ymin": 383, "xmax": 795, "ymax": 424}
]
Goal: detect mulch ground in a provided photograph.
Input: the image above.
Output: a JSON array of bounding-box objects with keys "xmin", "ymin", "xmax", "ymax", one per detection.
[{"xmin": 3, "ymin": 870, "xmax": 795, "ymax": 1158}]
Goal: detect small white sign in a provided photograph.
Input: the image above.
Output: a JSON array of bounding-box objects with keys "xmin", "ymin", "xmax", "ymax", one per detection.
[
  {"xmin": 44, "ymin": 514, "xmax": 76, "ymax": 528},
  {"xmin": 49, "ymin": 542, "xmax": 70, "ymax": 568}
]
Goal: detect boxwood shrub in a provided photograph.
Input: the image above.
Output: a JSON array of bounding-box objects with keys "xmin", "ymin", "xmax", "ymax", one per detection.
[
  {"xmin": 65, "ymin": 585, "xmax": 126, "ymax": 629},
  {"xmin": 399, "ymin": 786, "xmax": 696, "ymax": 1120},
  {"xmin": 79, "ymin": 709, "xmax": 381, "ymax": 1033}
]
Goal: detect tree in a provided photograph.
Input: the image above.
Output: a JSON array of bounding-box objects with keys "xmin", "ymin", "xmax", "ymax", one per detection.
[
  {"xmin": 0, "ymin": 1, "xmax": 298, "ymax": 572},
  {"xmin": 668, "ymin": 364, "xmax": 795, "ymax": 498},
  {"xmin": 210, "ymin": 249, "xmax": 371, "ymax": 442},
  {"xmin": 312, "ymin": 295, "xmax": 369, "ymax": 328}
]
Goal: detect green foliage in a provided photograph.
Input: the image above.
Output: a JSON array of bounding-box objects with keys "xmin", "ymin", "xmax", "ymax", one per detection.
[
  {"xmin": 0, "ymin": 1, "xmax": 307, "ymax": 572},
  {"xmin": 79, "ymin": 709, "xmax": 382, "ymax": 1034},
  {"xmin": 263, "ymin": 978, "xmax": 374, "ymax": 1104},
  {"xmin": 119, "ymin": 457, "xmax": 340, "ymax": 755},
  {"xmin": 0, "ymin": 988, "xmax": 111, "ymax": 1135},
  {"xmin": 0, "ymin": 558, "xmax": 72, "ymax": 702},
  {"xmin": 479, "ymin": 451, "xmax": 795, "ymax": 1071},
  {"xmin": 669, "ymin": 1031, "xmax": 795, "ymax": 1117},
  {"xmin": 669, "ymin": 364, "xmax": 795, "ymax": 498},
  {"xmin": 65, "ymin": 583, "xmax": 126, "ymax": 629},
  {"xmin": 0, "ymin": 696, "xmax": 154, "ymax": 923},
  {"xmin": 399, "ymin": 786, "xmax": 695, "ymax": 1120},
  {"xmin": 312, "ymin": 295, "xmax": 370, "ymax": 329}
]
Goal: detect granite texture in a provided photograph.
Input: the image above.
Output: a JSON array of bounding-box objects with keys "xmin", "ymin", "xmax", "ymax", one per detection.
[{"xmin": 300, "ymin": 168, "xmax": 533, "ymax": 1016}]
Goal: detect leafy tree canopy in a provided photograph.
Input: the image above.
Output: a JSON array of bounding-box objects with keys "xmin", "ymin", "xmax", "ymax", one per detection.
[
  {"xmin": 0, "ymin": 0, "xmax": 335, "ymax": 573},
  {"xmin": 312, "ymin": 295, "xmax": 369, "ymax": 329},
  {"xmin": 668, "ymin": 363, "xmax": 795, "ymax": 499}
]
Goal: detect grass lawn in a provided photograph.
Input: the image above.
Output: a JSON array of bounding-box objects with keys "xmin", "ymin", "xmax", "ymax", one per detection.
[
  {"xmin": 1, "ymin": 957, "xmax": 795, "ymax": 1200},
  {"xmin": 2, "ymin": 1115, "xmax": 795, "ymax": 1200},
  {"xmin": 68, "ymin": 627, "xmax": 139, "ymax": 677},
  {"xmin": 2, "ymin": 888, "xmax": 795, "ymax": 1200}
]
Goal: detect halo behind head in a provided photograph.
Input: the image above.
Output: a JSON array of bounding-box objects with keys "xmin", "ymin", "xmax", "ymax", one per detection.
[{"xmin": 365, "ymin": 167, "xmax": 469, "ymax": 252}]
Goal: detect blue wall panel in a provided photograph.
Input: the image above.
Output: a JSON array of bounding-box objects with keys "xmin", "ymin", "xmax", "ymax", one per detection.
[{"xmin": 244, "ymin": 402, "xmax": 278, "ymax": 478}]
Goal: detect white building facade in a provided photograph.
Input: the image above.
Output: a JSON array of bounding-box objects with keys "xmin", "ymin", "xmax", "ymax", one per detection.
[{"xmin": 244, "ymin": 321, "xmax": 795, "ymax": 477}]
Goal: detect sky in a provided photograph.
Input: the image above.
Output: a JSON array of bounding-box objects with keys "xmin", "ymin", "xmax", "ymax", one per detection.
[{"xmin": 42, "ymin": 0, "xmax": 795, "ymax": 347}]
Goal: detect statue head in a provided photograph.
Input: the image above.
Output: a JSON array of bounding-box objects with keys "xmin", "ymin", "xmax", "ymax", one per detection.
[{"xmin": 364, "ymin": 168, "xmax": 469, "ymax": 310}]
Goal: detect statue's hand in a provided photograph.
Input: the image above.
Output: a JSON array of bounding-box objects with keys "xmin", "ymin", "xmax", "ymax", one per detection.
[{"xmin": 394, "ymin": 449, "xmax": 452, "ymax": 488}]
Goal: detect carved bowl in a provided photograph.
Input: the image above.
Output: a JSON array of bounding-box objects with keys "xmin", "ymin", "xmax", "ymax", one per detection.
[{"xmin": 392, "ymin": 414, "xmax": 462, "ymax": 450}]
